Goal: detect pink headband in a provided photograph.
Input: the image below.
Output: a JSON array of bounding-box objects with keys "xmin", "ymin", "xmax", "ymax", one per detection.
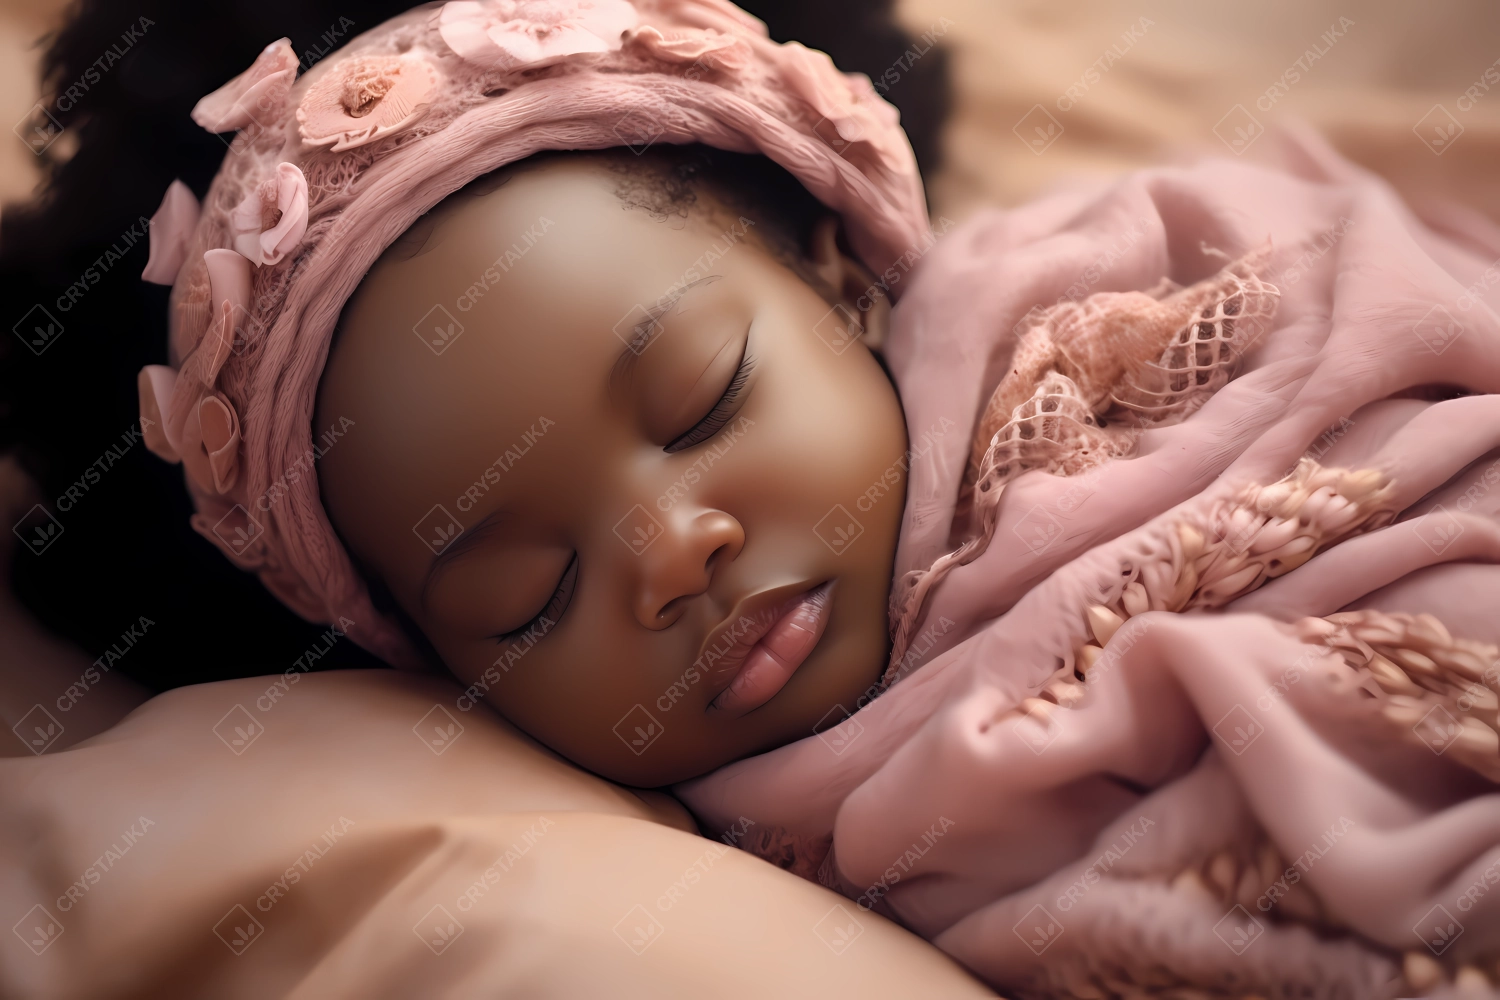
[{"xmin": 136, "ymin": 0, "xmax": 932, "ymax": 670}]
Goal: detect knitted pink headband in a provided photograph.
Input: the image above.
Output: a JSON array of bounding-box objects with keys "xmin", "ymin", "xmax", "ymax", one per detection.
[{"xmin": 135, "ymin": 0, "xmax": 932, "ymax": 670}]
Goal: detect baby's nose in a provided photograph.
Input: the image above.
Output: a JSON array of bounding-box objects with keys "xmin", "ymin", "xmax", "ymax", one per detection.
[{"xmin": 630, "ymin": 508, "xmax": 744, "ymax": 629}]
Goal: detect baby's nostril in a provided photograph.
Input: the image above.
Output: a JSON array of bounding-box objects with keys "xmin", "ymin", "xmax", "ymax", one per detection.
[
  {"xmin": 655, "ymin": 594, "xmax": 689, "ymax": 624},
  {"xmin": 704, "ymin": 542, "xmax": 734, "ymax": 579}
]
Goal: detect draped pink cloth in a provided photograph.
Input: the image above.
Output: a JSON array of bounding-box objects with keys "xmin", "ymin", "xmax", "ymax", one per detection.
[{"xmin": 678, "ymin": 126, "xmax": 1500, "ymax": 998}]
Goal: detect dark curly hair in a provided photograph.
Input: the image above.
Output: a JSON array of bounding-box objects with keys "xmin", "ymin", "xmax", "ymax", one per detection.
[{"xmin": 0, "ymin": 0, "xmax": 951, "ymax": 691}]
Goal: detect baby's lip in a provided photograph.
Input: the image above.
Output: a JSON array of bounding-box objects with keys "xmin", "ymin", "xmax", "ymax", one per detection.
[{"xmin": 697, "ymin": 579, "xmax": 834, "ymax": 716}]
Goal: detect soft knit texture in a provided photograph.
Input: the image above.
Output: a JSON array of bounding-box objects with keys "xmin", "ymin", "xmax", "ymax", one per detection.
[{"xmin": 135, "ymin": 0, "xmax": 931, "ymax": 670}]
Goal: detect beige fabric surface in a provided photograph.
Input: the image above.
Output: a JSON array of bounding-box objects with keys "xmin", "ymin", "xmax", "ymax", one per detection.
[
  {"xmin": 895, "ymin": 0, "xmax": 1500, "ymax": 223},
  {"xmin": 1, "ymin": 670, "xmax": 992, "ymax": 998}
]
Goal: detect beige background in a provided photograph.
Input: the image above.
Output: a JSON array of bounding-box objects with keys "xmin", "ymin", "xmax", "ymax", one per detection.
[
  {"xmin": 897, "ymin": 0, "xmax": 1500, "ymax": 221},
  {"xmin": 2, "ymin": 0, "xmax": 1499, "ymax": 222}
]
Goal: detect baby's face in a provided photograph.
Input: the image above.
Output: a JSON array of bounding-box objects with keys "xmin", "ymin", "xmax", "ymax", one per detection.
[{"xmin": 316, "ymin": 156, "xmax": 908, "ymax": 785}]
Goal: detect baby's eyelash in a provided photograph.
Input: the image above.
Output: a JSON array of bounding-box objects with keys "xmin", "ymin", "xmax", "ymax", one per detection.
[
  {"xmin": 491, "ymin": 554, "xmax": 576, "ymax": 646},
  {"xmin": 664, "ymin": 351, "xmax": 756, "ymax": 454}
]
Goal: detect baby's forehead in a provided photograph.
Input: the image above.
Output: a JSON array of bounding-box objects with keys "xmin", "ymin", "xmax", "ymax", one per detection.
[
  {"xmin": 394, "ymin": 152, "xmax": 743, "ymax": 257},
  {"xmin": 366, "ymin": 159, "xmax": 755, "ymax": 321},
  {"xmin": 321, "ymin": 151, "xmax": 772, "ymax": 480},
  {"xmin": 395, "ymin": 165, "xmax": 749, "ymax": 331}
]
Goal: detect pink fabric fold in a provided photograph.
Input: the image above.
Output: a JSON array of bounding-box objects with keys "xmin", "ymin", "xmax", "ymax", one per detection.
[
  {"xmin": 140, "ymin": 179, "xmax": 200, "ymax": 285},
  {"xmin": 190, "ymin": 38, "xmax": 298, "ymax": 133},
  {"xmin": 228, "ymin": 162, "xmax": 308, "ymax": 266},
  {"xmin": 677, "ymin": 127, "xmax": 1500, "ymax": 997}
]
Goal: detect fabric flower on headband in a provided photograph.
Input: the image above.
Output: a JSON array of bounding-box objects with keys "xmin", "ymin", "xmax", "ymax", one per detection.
[
  {"xmin": 192, "ymin": 38, "xmax": 299, "ymax": 133},
  {"xmin": 438, "ymin": 0, "xmax": 640, "ymax": 71},
  {"xmin": 229, "ymin": 162, "xmax": 309, "ymax": 266},
  {"xmin": 139, "ymin": 245, "xmax": 250, "ymax": 496},
  {"xmin": 622, "ymin": 23, "xmax": 750, "ymax": 73},
  {"xmin": 141, "ymin": 179, "xmax": 200, "ymax": 284},
  {"xmin": 296, "ymin": 54, "xmax": 442, "ymax": 152},
  {"xmin": 777, "ymin": 41, "xmax": 906, "ymax": 173}
]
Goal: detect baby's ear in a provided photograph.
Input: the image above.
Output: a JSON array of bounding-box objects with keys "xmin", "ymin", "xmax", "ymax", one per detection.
[{"xmin": 806, "ymin": 215, "xmax": 891, "ymax": 352}]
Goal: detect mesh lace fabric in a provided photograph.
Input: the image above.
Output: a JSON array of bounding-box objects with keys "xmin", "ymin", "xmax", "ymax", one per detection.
[{"xmin": 885, "ymin": 248, "xmax": 1281, "ymax": 681}]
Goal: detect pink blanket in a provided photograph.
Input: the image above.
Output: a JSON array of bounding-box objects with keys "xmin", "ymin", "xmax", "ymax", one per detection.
[{"xmin": 677, "ymin": 126, "xmax": 1500, "ymax": 997}]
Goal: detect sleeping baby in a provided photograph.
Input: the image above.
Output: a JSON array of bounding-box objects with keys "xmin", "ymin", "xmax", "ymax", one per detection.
[
  {"xmin": 137, "ymin": 2, "xmax": 1500, "ymax": 996},
  {"xmin": 314, "ymin": 143, "xmax": 915, "ymax": 786}
]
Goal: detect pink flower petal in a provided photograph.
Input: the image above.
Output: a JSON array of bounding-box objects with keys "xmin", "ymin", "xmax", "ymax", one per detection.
[
  {"xmin": 191, "ymin": 38, "xmax": 298, "ymax": 133},
  {"xmin": 178, "ymin": 391, "xmax": 232, "ymax": 496},
  {"xmin": 137, "ymin": 365, "xmax": 182, "ymax": 461},
  {"xmin": 261, "ymin": 163, "xmax": 309, "ymax": 265},
  {"xmin": 229, "ymin": 163, "xmax": 308, "ymax": 267},
  {"xmin": 296, "ymin": 54, "xmax": 440, "ymax": 152},
  {"xmin": 623, "ymin": 25, "xmax": 750, "ymax": 71},
  {"xmin": 198, "ymin": 393, "xmax": 242, "ymax": 493},
  {"xmin": 779, "ymin": 41, "xmax": 850, "ymax": 125},
  {"xmin": 435, "ymin": 2, "xmax": 495, "ymax": 63},
  {"xmin": 437, "ymin": 0, "xmax": 639, "ymax": 71},
  {"xmin": 141, "ymin": 180, "xmax": 200, "ymax": 285},
  {"xmin": 776, "ymin": 41, "xmax": 908, "ymax": 172}
]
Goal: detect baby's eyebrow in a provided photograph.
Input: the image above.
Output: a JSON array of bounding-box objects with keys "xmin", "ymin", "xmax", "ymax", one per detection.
[
  {"xmin": 419, "ymin": 507, "xmax": 511, "ymax": 611},
  {"xmin": 609, "ymin": 274, "xmax": 723, "ymax": 394}
]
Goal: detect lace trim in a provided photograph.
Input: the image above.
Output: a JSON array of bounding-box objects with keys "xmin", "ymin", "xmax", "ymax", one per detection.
[{"xmin": 886, "ymin": 249, "xmax": 1281, "ymax": 684}]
